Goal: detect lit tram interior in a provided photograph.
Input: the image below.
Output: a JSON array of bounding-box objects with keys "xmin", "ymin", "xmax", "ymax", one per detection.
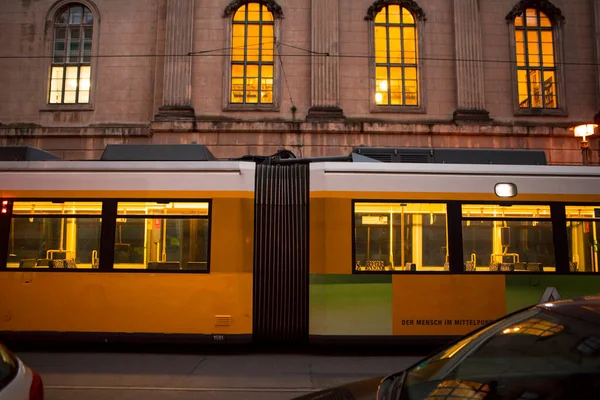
[
  {"xmin": 7, "ymin": 201, "xmax": 210, "ymax": 271},
  {"xmin": 354, "ymin": 203, "xmax": 599, "ymax": 273}
]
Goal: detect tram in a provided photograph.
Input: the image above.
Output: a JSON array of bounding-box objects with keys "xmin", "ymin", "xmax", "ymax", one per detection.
[{"xmin": 0, "ymin": 145, "xmax": 599, "ymax": 345}]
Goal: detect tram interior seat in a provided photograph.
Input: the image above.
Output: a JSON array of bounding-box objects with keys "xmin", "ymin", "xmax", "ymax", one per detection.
[
  {"xmin": 147, "ymin": 261, "xmax": 180, "ymax": 270},
  {"xmin": 526, "ymin": 262, "xmax": 543, "ymax": 272},
  {"xmin": 114, "ymin": 244, "xmax": 131, "ymax": 263},
  {"xmin": 19, "ymin": 258, "xmax": 37, "ymax": 268},
  {"xmin": 514, "ymin": 262, "xmax": 527, "ymax": 271}
]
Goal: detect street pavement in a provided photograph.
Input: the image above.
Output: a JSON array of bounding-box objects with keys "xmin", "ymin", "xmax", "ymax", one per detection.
[{"xmin": 17, "ymin": 351, "xmax": 424, "ymax": 400}]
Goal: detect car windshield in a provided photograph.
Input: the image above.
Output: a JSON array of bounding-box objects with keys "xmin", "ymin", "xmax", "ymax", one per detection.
[
  {"xmin": 0, "ymin": 344, "xmax": 18, "ymax": 391},
  {"xmin": 400, "ymin": 304, "xmax": 600, "ymax": 400}
]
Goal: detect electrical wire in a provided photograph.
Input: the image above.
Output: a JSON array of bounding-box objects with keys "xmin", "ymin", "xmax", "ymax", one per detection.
[{"xmin": 1, "ymin": 41, "xmax": 599, "ymax": 67}]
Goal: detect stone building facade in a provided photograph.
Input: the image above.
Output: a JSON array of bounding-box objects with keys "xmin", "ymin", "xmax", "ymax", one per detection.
[{"xmin": 0, "ymin": 0, "xmax": 599, "ymax": 164}]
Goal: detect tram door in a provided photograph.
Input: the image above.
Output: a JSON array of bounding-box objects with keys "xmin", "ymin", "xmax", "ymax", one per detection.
[{"xmin": 253, "ymin": 164, "xmax": 309, "ymax": 344}]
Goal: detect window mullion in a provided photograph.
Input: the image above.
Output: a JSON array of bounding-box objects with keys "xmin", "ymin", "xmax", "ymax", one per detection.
[
  {"xmin": 61, "ymin": 63, "xmax": 67, "ymax": 104},
  {"xmin": 385, "ymin": 22, "xmax": 391, "ymax": 106},
  {"xmin": 537, "ymin": 18, "xmax": 545, "ymax": 108},
  {"xmin": 258, "ymin": 18, "xmax": 263, "ymax": 104},
  {"xmin": 399, "ymin": 20, "xmax": 405, "ymax": 106},
  {"xmin": 521, "ymin": 25, "xmax": 532, "ymax": 109},
  {"xmin": 243, "ymin": 16, "xmax": 248, "ymax": 104}
]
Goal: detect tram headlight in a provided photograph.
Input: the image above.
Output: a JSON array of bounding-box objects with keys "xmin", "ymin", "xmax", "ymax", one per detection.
[{"xmin": 494, "ymin": 183, "xmax": 518, "ymax": 198}]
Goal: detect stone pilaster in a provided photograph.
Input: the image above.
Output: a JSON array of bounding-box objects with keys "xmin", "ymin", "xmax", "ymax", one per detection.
[
  {"xmin": 594, "ymin": 0, "xmax": 600, "ymax": 124},
  {"xmin": 306, "ymin": 0, "xmax": 344, "ymax": 121},
  {"xmin": 453, "ymin": 0, "xmax": 490, "ymax": 122},
  {"xmin": 157, "ymin": 0, "xmax": 195, "ymax": 120}
]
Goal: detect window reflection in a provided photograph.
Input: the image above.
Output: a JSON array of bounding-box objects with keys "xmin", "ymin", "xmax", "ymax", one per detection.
[
  {"xmin": 462, "ymin": 205, "xmax": 554, "ymax": 272},
  {"xmin": 7, "ymin": 201, "xmax": 101, "ymax": 269},
  {"xmin": 425, "ymin": 380, "xmax": 490, "ymax": 400},
  {"xmin": 231, "ymin": 3, "xmax": 274, "ymax": 105},
  {"xmin": 501, "ymin": 318, "xmax": 564, "ymax": 337},
  {"xmin": 354, "ymin": 203, "xmax": 447, "ymax": 272},
  {"xmin": 374, "ymin": 4, "xmax": 419, "ymax": 107},
  {"xmin": 566, "ymin": 206, "xmax": 600, "ymax": 273},
  {"xmin": 114, "ymin": 202, "xmax": 210, "ymax": 272}
]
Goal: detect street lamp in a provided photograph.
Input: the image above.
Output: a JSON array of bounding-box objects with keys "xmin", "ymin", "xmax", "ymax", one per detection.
[{"xmin": 570, "ymin": 124, "xmax": 597, "ymax": 165}]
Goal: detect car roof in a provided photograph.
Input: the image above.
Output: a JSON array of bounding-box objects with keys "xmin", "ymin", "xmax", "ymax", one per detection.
[{"xmin": 538, "ymin": 296, "xmax": 600, "ymax": 326}]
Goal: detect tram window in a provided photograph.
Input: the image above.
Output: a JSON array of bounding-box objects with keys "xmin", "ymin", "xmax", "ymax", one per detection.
[
  {"xmin": 113, "ymin": 202, "xmax": 210, "ymax": 272},
  {"xmin": 566, "ymin": 206, "xmax": 600, "ymax": 273},
  {"xmin": 7, "ymin": 201, "xmax": 102, "ymax": 269},
  {"xmin": 462, "ymin": 204, "xmax": 555, "ymax": 272},
  {"xmin": 353, "ymin": 202, "xmax": 448, "ymax": 272}
]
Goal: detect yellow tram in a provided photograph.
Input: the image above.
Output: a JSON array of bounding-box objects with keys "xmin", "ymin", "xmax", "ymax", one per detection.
[
  {"xmin": 1, "ymin": 145, "xmax": 599, "ymax": 345},
  {"xmin": 0, "ymin": 152, "xmax": 255, "ymax": 343}
]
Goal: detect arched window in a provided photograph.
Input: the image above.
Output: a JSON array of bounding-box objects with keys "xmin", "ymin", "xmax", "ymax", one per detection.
[
  {"xmin": 514, "ymin": 9, "xmax": 556, "ymax": 109},
  {"xmin": 374, "ymin": 5, "xmax": 419, "ymax": 107},
  {"xmin": 48, "ymin": 3, "xmax": 93, "ymax": 104},
  {"xmin": 506, "ymin": 0, "xmax": 565, "ymax": 115},
  {"xmin": 230, "ymin": 3, "xmax": 275, "ymax": 105}
]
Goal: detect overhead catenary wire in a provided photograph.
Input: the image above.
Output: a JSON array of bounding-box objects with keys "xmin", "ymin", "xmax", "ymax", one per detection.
[{"xmin": 0, "ymin": 41, "xmax": 599, "ymax": 67}]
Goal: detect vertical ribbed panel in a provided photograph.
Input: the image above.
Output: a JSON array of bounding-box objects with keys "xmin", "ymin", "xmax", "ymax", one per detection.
[
  {"xmin": 253, "ymin": 164, "xmax": 309, "ymax": 344},
  {"xmin": 311, "ymin": 0, "xmax": 340, "ymax": 107},
  {"xmin": 453, "ymin": 0, "xmax": 486, "ymax": 110},
  {"xmin": 163, "ymin": 0, "xmax": 194, "ymax": 106}
]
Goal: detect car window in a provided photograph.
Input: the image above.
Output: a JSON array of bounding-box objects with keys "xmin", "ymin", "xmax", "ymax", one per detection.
[
  {"xmin": 0, "ymin": 344, "xmax": 18, "ymax": 391},
  {"xmin": 401, "ymin": 306, "xmax": 600, "ymax": 400}
]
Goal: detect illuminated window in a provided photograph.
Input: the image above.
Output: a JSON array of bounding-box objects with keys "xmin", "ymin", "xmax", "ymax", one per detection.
[
  {"xmin": 229, "ymin": 2, "xmax": 275, "ymax": 105},
  {"xmin": 48, "ymin": 3, "xmax": 94, "ymax": 104},
  {"xmin": 7, "ymin": 201, "xmax": 102, "ymax": 269},
  {"xmin": 373, "ymin": 4, "xmax": 419, "ymax": 107},
  {"xmin": 113, "ymin": 202, "xmax": 210, "ymax": 272},
  {"xmin": 514, "ymin": 9, "xmax": 556, "ymax": 109},
  {"xmin": 353, "ymin": 202, "xmax": 448, "ymax": 272},
  {"xmin": 566, "ymin": 205, "xmax": 600, "ymax": 273},
  {"xmin": 461, "ymin": 205, "xmax": 555, "ymax": 272},
  {"xmin": 507, "ymin": 1, "xmax": 565, "ymax": 114}
]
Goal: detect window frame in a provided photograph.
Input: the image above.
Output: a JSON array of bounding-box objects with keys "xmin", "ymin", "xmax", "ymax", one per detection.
[
  {"xmin": 0, "ymin": 198, "xmax": 213, "ymax": 274},
  {"xmin": 366, "ymin": 0, "xmax": 427, "ymax": 114},
  {"xmin": 506, "ymin": 1, "xmax": 567, "ymax": 116},
  {"xmin": 350, "ymin": 200, "xmax": 594, "ymax": 275},
  {"xmin": 41, "ymin": 0, "xmax": 101, "ymax": 112},
  {"xmin": 221, "ymin": 0, "xmax": 283, "ymax": 112},
  {"xmin": 352, "ymin": 200, "xmax": 451, "ymax": 274}
]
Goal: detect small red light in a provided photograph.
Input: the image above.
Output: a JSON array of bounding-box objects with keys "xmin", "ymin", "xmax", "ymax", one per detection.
[
  {"xmin": 2, "ymin": 200, "xmax": 7, "ymax": 205},
  {"xmin": 29, "ymin": 369, "xmax": 44, "ymax": 400},
  {"xmin": 1, "ymin": 209, "xmax": 7, "ymax": 214}
]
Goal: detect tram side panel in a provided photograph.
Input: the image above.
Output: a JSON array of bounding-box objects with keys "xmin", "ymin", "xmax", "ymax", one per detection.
[
  {"xmin": 308, "ymin": 163, "xmax": 600, "ymax": 344},
  {"xmin": 0, "ymin": 165, "xmax": 255, "ymax": 343}
]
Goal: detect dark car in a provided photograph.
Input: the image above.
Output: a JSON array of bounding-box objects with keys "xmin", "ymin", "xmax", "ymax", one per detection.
[{"xmin": 293, "ymin": 297, "xmax": 600, "ymax": 400}]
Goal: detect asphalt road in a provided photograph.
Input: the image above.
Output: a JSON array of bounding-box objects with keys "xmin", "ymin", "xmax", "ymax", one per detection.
[{"xmin": 17, "ymin": 352, "xmax": 423, "ymax": 400}]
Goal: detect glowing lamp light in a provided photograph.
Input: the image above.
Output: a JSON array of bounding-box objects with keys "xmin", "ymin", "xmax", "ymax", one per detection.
[
  {"xmin": 375, "ymin": 92, "xmax": 383, "ymax": 103},
  {"xmin": 494, "ymin": 183, "xmax": 518, "ymax": 198},
  {"xmin": 1, "ymin": 200, "xmax": 8, "ymax": 214},
  {"xmin": 571, "ymin": 124, "xmax": 597, "ymax": 139},
  {"xmin": 379, "ymin": 80, "xmax": 388, "ymax": 91}
]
